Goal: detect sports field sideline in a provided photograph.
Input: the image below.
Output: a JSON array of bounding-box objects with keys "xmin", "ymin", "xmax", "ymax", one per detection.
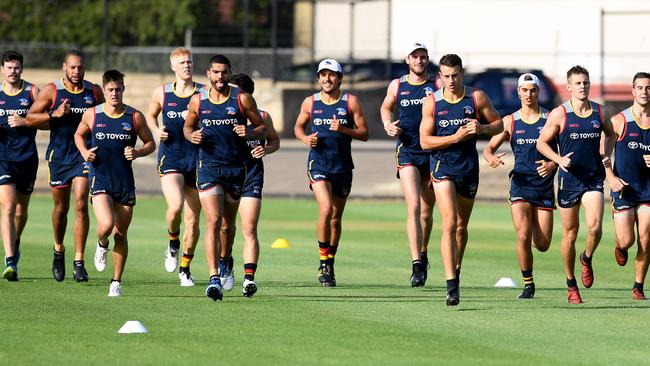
[{"xmin": 2, "ymin": 196, "xmax": 647, "ymax": 365}]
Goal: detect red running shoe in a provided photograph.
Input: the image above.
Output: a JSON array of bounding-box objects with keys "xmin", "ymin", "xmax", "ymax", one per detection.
[
  {"xmin": 633, "ymin": 288, "xmax": 647, "ymax": 301},
  {"xmin": 580, "ymin": 251, "xmax": 594, "ymax": 288},
  {"xmin": 614, "ymin": 244, "xmax": 628, "ymax": 266},
  {"xmin": 568, "ymin": 286, "xmax": 583, "ymax": 304}
]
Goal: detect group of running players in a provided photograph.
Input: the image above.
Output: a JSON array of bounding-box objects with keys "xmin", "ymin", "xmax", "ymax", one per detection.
[{"xmin": 1, "ymin": 43, "xmax": 649, "ymax": 306}]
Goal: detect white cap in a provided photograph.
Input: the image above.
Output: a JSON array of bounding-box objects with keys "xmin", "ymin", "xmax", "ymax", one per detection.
[
  {"xmin": 407, "ymin": 42, "xmax": 428, "ymax": 56},
  {"xmin": 317, "ymin": 59, "xmax": 343, "ymax": 74},
  {"xmin": 518, "ymin": 73, "xmax": 540, "ymax": 88}
]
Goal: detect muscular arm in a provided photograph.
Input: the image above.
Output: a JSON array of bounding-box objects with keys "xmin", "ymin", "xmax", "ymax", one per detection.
[
  {"xmin": 74, "ymin": 108, "xmax": 94, "ymax": 161},
  {"xmin": 419, "ymin": 96, "xmax": 465, "ymax": 150},
  {"xmin": 335, "ymin": 95, "xmax": 368, "ymax": 141},
  {"xmin": 183, "ymin": 94, "xmax": 202, "ymax": 144},
  {"xmin": 239, "ymin": 92, "xmax": 267, "ymax": 139},
  {"xmin": 601, "ymin": 106, "xmax": 616, "ymax": 159},
  {"xmin": 262, "ymin": 112, "xmax": 280, "ymax": 155},
  {"xmin": 482, "ymin": 115, "xmax": 511, "ymax": 167},
  {"xmin": 25, "ymin": 83, "xmax": 56, "ymax": 128},
  {"xmin": 536, "ymin": 107, "xmax": 568, "ymax": 168},
  {"xmin": 603, "ymin": 112, "xmax": 628, "ymax": 191},
  {"xmin": 145, "ymin": 85, "xmax": 165, "ymax": 141},
  {"xmin": 131, "ymin": 111, "xmax": 156, "ymax": 159},
  {"xmin": 379, "ymin": 79, "xmax": 401, "ymax": 136},
  {"xmin": 474, "ymin": 90, "xmax": 503, "ymax": 136},
  {"xmin": 294, "ymin": 96, "xmax": 315, "ymax": 146}
]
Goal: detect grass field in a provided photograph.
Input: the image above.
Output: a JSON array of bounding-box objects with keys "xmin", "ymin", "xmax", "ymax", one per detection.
[{"xmin": 1, "ymin": 195, "xmax": 648, "ymax": 365}]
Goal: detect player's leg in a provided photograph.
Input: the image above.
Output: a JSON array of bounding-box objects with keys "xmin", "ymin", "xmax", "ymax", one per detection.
[
  {"xmin": 14, "ymin": 191, "xmax": 31, "ymax": 263},
  {"xmin": 219, "ymin": 194, "xmax": 240, "ymax": 291},
  {"xmin": 51, "ymin": 185, "xmax": 71, "ymax": 281},
  {"xmin": 71, "ymin": 176, "xmax": 90, "ymax": 281},
  {"xmin": 578, "ymin": 191, "xmax": 604, "ymax": 288},
  {"xmin": 92, "ymin": 194, "xmax": 115, "ymax": 274},
  {"xmin": 200, "ymin": 186, "xmax": 225, "ymax": 301},
  {"xmin": 108, "ymin": 201, "xmax": 134, "ymax": 297},
  {"xmin": 312, "ymin": 180, "xmax": 334, "ymax": 286},
  {"xmin": 432, "ymin": 180, "xmax": 459, "ymax": 305},
  {"xmin": 559, "ymin": 203, "xmax": 582, "ymax": 303},
  {"xmin": 399, "ymin": 167, "xmax": 427, "ymax": 286},
  {"xmin": 633, "ymin": 207, "xmax": 650, "ymax": 300},
  {"xmin": 455, "ymin": 193, "xmax": 475, "ymax": 276},
  {"xmin": 0, "ymin": 184, "xmax": 18, "ymax": 281},
  {"xmin": 511, "ymin": 202, "xmax": 534, "ymax": 298},
  {"xmin": 419, "ymin": 174, "xmax": 435, "ymax": 272},
  {"xmin": 328, "ymin": 191, "xmax": 348, "ymax": 287},
  {"xmin": 239, "ymin": 197, "xmax": 261, "ymax": 297},
  {"xmin": 161, "ymin": 174, "xmax": 185, "ymax": 272},
  {"xmin": 177, "ymin": 185, "xmax": 201, "ymax": 286}
]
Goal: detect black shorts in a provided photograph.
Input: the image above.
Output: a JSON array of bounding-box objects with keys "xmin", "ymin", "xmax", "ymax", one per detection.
[{"xmin": 0, "ymin": 158, "xmax": 38, "ymax": 194}]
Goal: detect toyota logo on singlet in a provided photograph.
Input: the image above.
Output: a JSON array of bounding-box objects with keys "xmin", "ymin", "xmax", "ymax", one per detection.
[
  {"xmin": 167, "ymin": 111, "xmax": 178, "ymax": 119},
  {"xmin": 628, "ymin": 141, "xmax": 639, "ymax": 149},
  {"xmin": 400, "ymin": 99, "xmax": 410, "ymax": 107},
  {"xmin": 516, "ymin": 138, "xmax": 525, "ymax": 145},
  {"xmin": 570, "ymin": 133, "xmax": 579, "ymax": 139},
  {"xmin": 313, "ymin": 118, "xmax": 323, "ymax": 126},
  {"xmin": 95, "ymin": 132, "xmax": 106, "ymax": 140},
  {"xmin": 439, "ymin": 120, "xmax": 450, "ymax": 128}
]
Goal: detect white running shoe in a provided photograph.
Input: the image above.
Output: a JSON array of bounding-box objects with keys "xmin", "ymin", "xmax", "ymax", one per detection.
[
  {"xmin": 164, "ymin": 248, "xmax": 178, "ymax": 272},
  {"xmin": 108, "ymin": 281, "xmax": 122, "ymax": 297},
  {"xmin": 242, "ymin": 279, "xmax": 257, "ymax": 298},
  {"xmin": 179, "ymin": 271, "xmax": 195, "ymax": 287},
  {"xmin": 94, "ymin": 242, "xmax": 109, "ymax": 272}
]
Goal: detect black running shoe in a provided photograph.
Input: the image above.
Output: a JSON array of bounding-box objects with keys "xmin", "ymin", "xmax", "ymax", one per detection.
[
  {"xmin": 52, "ymin": 251, "xmax": 65, "ymax": 282},
  {"xmin": 517, "ymin": 284, "xmax": 535, "ymax": 299},
  {"xmin": 73, "ymin": 261, "xmax": 89, "ymax": 282},
  {"xmin": 317, "ymin": 263, "xmax": 332, "ymax": 287},
  {"xmin": 446, "ymin": 286, "xmax": 460, "ymax": 306},
  {"xmin": 410, "ymin": 262, "xmax": 426, "ymax": 287},
  {"xmin": 329, "ymin": 258, "xmax": 336, "ymax": 287}
]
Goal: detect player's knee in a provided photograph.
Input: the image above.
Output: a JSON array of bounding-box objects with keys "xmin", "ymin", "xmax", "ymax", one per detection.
[
  {"xmin": 516, "ymin": 231, "xmax": 532, "ymax": 245},
  {"xmin": 242, "ymin": 223, "xmax": 258, "ymax": 241},
  {"xmin": 586, "ymin": 224, "xmax": 602, "ymax": 239},
  {"xmin": 96, "ymin": 223, "xmax": 113, "ymax": 238},
  {"xmin": 318, "ymin": 205, "xmax": 333, "ymax": 219},
  {"xmin": 535, "ymin": 239, "xmax": 551, "ymax": 252},
  {"xmin": 618, "ymin": 235, "xmax": 635, "ymax": 250},
  {"xmin": 74, "ymin": 198, "xmax": 88, "ymax": 213}
]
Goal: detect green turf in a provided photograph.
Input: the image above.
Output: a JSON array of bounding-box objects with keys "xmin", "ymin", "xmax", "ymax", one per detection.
[{"xmin": 1, "ymin": 195, "xmax": 648, "ymax": 365}]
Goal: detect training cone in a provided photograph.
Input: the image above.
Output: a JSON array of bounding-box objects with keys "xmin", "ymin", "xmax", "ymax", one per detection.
[
  {"xmin": 271, "ymin": 238, "xmax": 290, "ymax": 249},
  {"xmin": 117, "ymin": 320, "xmax": 148, "ymax": 334},
  {"xmin": 494, "ymin": 277, "xmax": 517, "ymax": 288}
]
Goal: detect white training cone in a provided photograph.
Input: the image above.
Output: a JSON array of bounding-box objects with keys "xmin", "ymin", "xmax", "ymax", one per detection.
[
  {"xmin": 494, "ymin": 277, "xmax": 517, "ymax": 288},
  {"xmin": 117, "ymin": 320, "xmax": 148, "ymax": 334}
]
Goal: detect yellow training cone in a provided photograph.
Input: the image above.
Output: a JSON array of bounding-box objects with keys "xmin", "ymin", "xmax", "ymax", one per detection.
[{"xmin": 271, "ymin": 238, "xmax": 290, "ymax": 249}]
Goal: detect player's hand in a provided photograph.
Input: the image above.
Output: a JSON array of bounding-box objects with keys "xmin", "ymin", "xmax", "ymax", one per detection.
[
  {"xmin": 643, "ymin": 154, "xmax": 650, "ymax": 168},
  {"xmin": 251, "ymin": 145, "xmax": 266, "ymax": 159},
  {"xmin": 536, "ymin": 160, "xmax": 556, "ymax": 178},
  {"xmin": 159, "ymin": 125, "xmax": 169, "ymax": 142},
  {"xmin": 487, "ymin": 152, "xmax": 506, "ymax": 168},
  {"xmin": 124, "ymin": 146, "xmax": 138, "ymax": 161},
  {"xmin": 329, "ymin": 114, "xmax": 343, "ymax": 132},
  {"xmin": 557, "ymin": 151, "xmax": 574, "ymax": 172},
  {"xmin": 7, "ymin": 113, "xmax": 26, "ymax": 127},
  {"xmin": 233, "ymin": 124, "xmax": 247, "ymax": 137},
  {"xmin": 454, "ymin": 123, "xmax": 475, "ymax": 142},
  {"xmin": 190, "ymin": 128, "xmax": 203, "ymax": 144},
  {"xmin": 384, "ymin": 120, "xmax": 402, "ymax": 137},
  {"xmin": 608, "ymin": 176, "xmax": 628, "ymax": 193},
  {"xmin": 52, "ymin": 99, "xmax": 71, "ymax": 118},
  {"xmin": 83, "ymin": 146, "xmax": 98, "ymax": 162},
  {"xmin": 601, "ymin": 156, "xmax": 612, "ymax": 169},
  {"xmin": 303, "ymin": 131, "xmax": 318, "ymax": 148}
]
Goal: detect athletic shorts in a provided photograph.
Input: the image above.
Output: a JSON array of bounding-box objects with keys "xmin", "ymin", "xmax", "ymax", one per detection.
[
  {"xmin": 197, "ymin": 165, "xmax": 246, "ymax": 197},
  {"xmin": 509, "ymin": 179, "xmax": 556, "ymax": 210},
  {"xmin": 242, "ymin": 177, "xmax": 263, "ymax": 199},
  {"xmin": 308, "ymin": 168, "xmax": 353, "ymax": 198},
  {"xmin": 431, "ymin": 170, "xmax": 479, "ymax": 199},
  {"xmin": 558, "ymin": 184, "xmax": 604, "ymax": 209},
  {"xmin": 0, "ymin": 158, "xmax": 38, "ymax": 194},
  {"xmin": 396, "ymin": 150, "xmax": 430, "ymax": 179},
  {"xmin": 157, "ymin": 156, "xmax": 197, "ymax": 189},
  {"xmin": 48, "ymin": 161, "xmax": 89, "ymax": 188},
  {"xmin": 91, "ymin": 188, "xmax": 136, "ymax": 207},
  {"xmin": 611, "ymin": 189, "xmax": 650, "ymax": 214}
]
